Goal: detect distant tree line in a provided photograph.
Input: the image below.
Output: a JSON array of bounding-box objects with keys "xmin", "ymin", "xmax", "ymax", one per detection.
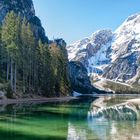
[{"xmin": 0, "ymin": 11, "xmax": 71, "ymax": 97}]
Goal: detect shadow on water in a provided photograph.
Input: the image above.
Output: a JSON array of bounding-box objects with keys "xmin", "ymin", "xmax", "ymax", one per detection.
[
  {"xmin": 0, "ymin": 129, "xmax": 66, "ymax": 140},
  {"xmin": 0, "ymin": 98, "xmax": 96, "ymax": 140}
]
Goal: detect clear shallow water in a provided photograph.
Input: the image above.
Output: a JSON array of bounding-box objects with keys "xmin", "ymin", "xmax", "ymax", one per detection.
[{"xmin": 0, "ymin": 96, "xmax": 140, "ymax": 140}]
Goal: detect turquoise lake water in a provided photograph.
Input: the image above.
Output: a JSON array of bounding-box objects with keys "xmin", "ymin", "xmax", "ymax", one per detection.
[{"xmin": 0, "ymin": 96, "xmax": 140, "ymax": 140}]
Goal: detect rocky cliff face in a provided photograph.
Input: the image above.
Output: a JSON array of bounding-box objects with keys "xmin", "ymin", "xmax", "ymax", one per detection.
[
  {"xmin": 67, "ymin": 13, "xmax": 140, "ymax": 85},
  {"xmin": 67, "ymin": 30, "xmax": 113, "ymax": 76},
  {"xmin": 0, "ymin": 0, "xmax": 48, "ymax": 43},
  {"xmin": 104, "ymin": 13, "xmax": 140, "ymax": 83},
  {"xmin": 0, "ymin": 0, "xmax": 35, "ymax": 20},
  {"xmin": 69, "ymin": 61, "xmax": 93, "ymax": 94},
  {"xmin": 69, "ymin": 61, "xmax": 105, "ymax": 94}
]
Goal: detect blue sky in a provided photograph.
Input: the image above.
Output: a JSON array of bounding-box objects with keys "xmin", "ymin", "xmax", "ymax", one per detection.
[{"xmin": 33, "ymin": 0, "xmax": 140, "ymax": 44}]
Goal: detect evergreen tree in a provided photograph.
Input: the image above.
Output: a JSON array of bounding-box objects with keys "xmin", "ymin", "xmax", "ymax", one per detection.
[
  {"xmin": 20, "ymin": 17, "xmax": 36, "ymax": 93},
  {"xmin": 1, "ymin": 11, "xmax": 19, "ymax": 92},
  {"xmin": 0, "ymin": 11, "xmax": 71, "ymax": 98},
  {"xmin": 49, "ymin": 41, "xmax": 71, "ymax": 96},
  {"xmin": 36, "ymin": 40, "xmax": 55, "ymax": 96}
]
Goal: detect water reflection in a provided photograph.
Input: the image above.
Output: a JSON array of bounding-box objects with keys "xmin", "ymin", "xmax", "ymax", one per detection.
[
  {"xmin": 87, "ymin": 117, "xmax": 140, "ymax": 140},
  {"xmin": 67, "ymin": 96, "xmax": 140, "ymax": 140},
  {"xmin": 87, "ymin": 95, "xmax": 140, "ymax": 140},
  {"xmin": 89, "ymin": 96, "xmax": 140, "ymax": 120},
  {"xmin": 67, "ymin": 122, "xmax": 87, "ymax": 140},
  {"xmin": 0, "ymin": 96, "xmax": 140, "ymax": 140}
]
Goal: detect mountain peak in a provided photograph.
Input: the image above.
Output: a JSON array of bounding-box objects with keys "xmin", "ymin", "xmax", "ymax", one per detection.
[
  {"xmin": 115, "ymin": 12, "xmax": 140, "ymax": 34},
  {"xmin": 126, "ymin": 12, "xmax": 140, "ymax": 22},
  {"xmin": 67, "ymin": 12, "xmax": 140, "ymax": 83},
  {"xmin": 90, "ymin": 29, "xmax": 112, "ymax": 45},
  {"xmin": 91, "ymin": 29, "xmax": 112, "ymax": 38}
]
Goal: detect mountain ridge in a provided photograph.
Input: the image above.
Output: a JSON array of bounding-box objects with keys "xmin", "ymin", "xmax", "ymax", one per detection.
[{"xmin": 67, "ymin": 12, "xmax": 140, "ymax": 85}]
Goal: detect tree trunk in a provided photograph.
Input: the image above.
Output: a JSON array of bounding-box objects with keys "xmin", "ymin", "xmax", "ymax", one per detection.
[
  {"xmin": 14, "ymin": 63, "xmax": 16, "ymax": 92},
  {"xmin": 6, "ymin": 59, "xmax": 10, "ymax": 81},
  {"xmin": 10, "ymin": 58, "xmax": 13, "ymax": 90},
  {"xmin": 22, "ymin": 63, "xmax": 26, "ymax": 93}
]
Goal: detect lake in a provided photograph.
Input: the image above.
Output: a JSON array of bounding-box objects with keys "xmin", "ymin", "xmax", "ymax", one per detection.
[{"xmin": 0, "ymin": 95, "xmax": 140, "ymax": 140}]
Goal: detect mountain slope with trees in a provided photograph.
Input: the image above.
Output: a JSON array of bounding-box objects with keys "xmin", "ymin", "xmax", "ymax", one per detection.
[
  {"xmin": 0, "ymin": 0, "xmax": 102, "ymax": 98},
  {"xmin": 0, "ymin": 11, "xmax": 71, "ymax": 98}
]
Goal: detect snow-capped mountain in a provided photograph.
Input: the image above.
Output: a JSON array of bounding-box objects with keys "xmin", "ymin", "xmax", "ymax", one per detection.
[
  {"xmin": 67, "ymin": 30, "xmax": 113, "ymax": 76},
  {"xmin": 67, "ymin": 13, "xmax": 140, "ymax": 84},
  {"xmin": 104, "ymin": 13, "xmax": 140, "ymax": 83},
  {"xmin": 111, "ymin": 13, "xmax": 140, "ymax": 62}
]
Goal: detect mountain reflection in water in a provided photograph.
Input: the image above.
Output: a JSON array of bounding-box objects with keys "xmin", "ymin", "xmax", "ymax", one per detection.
[{"xmin": 0, "ymin": 96, "xmax": 139, "ymax": 140}]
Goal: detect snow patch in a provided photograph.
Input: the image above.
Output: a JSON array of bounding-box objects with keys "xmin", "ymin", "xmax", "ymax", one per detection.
[{"xmin": 72, "ymin": 91, "xmax": 82, "ymax": 97}]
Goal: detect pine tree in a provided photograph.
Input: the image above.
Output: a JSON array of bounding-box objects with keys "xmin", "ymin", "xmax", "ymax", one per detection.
[
  {"xmin": 0, "ymin": 11, "xmax": 71, "ymax": 97},
  {"xmin": 49, "ymin": 41, "xmax": 71, "ymax": 96},
  {"xmin": 20, "ymin": 18, "xmax": 36, "ymax": 93},
  {"xmin": 36, "ymin": 40, "xmax": 54, "ymax": 96},
  {"xmin": 1, "ymin": 11, "xmax": 19, "ymax": 92}
]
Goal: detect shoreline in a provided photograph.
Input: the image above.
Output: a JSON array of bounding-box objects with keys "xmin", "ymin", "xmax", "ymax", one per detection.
[
  {"xmin": 0, "ymin": 96, "xmax": 77, "ymax": 105},
  {"xmin": 1, "ymin": 94, "xmax": 140, "ymax": 105}
]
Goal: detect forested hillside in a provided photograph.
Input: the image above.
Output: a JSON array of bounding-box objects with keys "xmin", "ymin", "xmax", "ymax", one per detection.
[{"xmin": 0, "ymin": 11, "xmax": 71, "ymax": 98}]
